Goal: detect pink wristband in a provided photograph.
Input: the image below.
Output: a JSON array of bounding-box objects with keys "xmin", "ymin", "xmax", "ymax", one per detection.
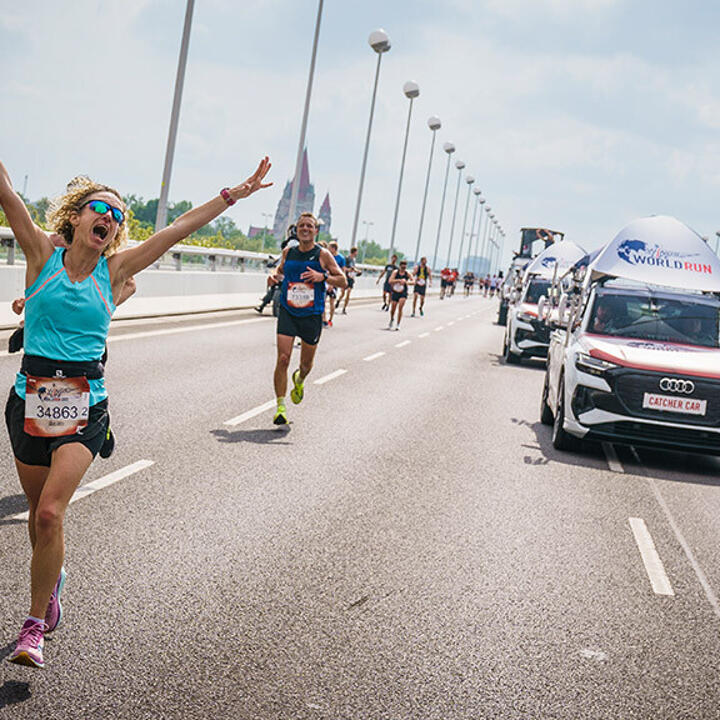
[{"xmin": 220, "ymin": 187, "xmax": 235, "ymax": 206}]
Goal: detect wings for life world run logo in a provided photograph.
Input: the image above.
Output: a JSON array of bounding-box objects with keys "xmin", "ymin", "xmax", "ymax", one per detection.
[
  {"xmin": 540, "ymin": 256, "xmax": 557, "ymax": 268},
  {"xmin": 617, "ymin": 239, "xmax": 713, "ymax": 275}
]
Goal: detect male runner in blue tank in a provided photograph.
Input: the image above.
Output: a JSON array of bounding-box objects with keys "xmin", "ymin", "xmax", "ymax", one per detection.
[{"xmin": 270, "ymin": 212, "xmax": 346, "ymax": 424}]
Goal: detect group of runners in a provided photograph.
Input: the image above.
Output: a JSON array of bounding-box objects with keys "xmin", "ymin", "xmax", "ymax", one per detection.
[
  {"xmin": 438, "ymin": 268, "xmax": 502, "ymax": 298},
  {"xmin": 1, "ymin": 151, "xmax": 498, "ymax": 669}
]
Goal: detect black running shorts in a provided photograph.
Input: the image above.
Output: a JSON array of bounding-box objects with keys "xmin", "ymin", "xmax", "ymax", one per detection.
[
  {"xmin": 277, "ymin": 306, "xmax": 323, "ymax": 345},
  {"xmin": 414, "ymin": 284, "xmax": 426, "ymax": 295},
  {"xmin": 391, "ymin": 291, "xmax": 408, "ymax": 303},
  {"xmin": 5, "ymin": 388, "xmax": 109, "ymax": 467},
  {"xmin": 347, "ymin": 277, "xmax": 355, "ymax": 289}
]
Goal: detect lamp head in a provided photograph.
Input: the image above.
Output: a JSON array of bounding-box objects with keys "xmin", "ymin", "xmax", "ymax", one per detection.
[
  {"xmin": 368, "ymin": 29, "xmax": 391, "ymax": 53},
  {"xmin": 465, "ymin": 175, "xmax": 475, "ymax": 185},
  {"xmin": 427, "ymin": 116, "xmax": 441, "ymax": 131},
  {"xmin": 455, "ymin": 160, "xmax": 465, "ymax": 170},
  {"xmin": 443, "ymin": 142, "xmax": 455, "ymax": 154},
  {"xmin": 403, "ymin": 81, "xmax": 420, "ymax": 99},
  {"xmin": 473, "ymin": 188, "xmax": 482, "ymax": 196}
]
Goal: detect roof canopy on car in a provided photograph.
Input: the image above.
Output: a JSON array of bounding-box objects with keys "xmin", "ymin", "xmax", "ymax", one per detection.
[
  {"xmin": 523, "ymin": 240, "xmax": 586, "ymax": 280},
  {"xmin": 587, "ymin": 216, "xmax": 720, "ymax": 292}
]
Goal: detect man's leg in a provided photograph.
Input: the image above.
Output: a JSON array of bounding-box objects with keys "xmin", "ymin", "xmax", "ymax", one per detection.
[
  {"xmin": 273, "ymin": 333, "xmax": 294, "ymax": 424},
  {"xmin": 342, "ymin": 287, "xmax": 352, "ymax": 313}
]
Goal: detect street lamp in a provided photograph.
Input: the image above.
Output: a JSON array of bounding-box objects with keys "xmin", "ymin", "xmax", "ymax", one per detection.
[
  {"xmin": 287, "ymin": 0, "xmax": 325, "ymax": 228},
  {"xmin": 261, "ymin": 212, "xmax": 273, "ymax": 252},
  {"xmin": 465, "ymin": 187, "xmax": 482, "ymax": 272},
  {"xmin": 432, "ymin": 142, "xmax": 455, "ymax": 269},
  {"xmin": 413, "ymin": 116, "xmax": 441, "ymax": 263},
  {"xmin": 445, "ymin": 159, "xmax": 466, "ymax": 267},
  {"xmin": 388, "ymin": 81, "xmax": 420, "ymax": 261},
  {"xmin": 361, "ymin": 220, "xmax": 374, "ymax": 262},
  {"xmin": 456, "ymin": 175, "xmax": 475, "ymax": 269},
  {"xmin": 480, "ymin": 205, "xmax": 491, "ymax": 275},
  {"xmin": 350, "ymin": 29, "xmax": 391, "ymax": 248},
  {"xmin": 155, "ymin": 0, "xmax": 195, "ymax": 231},
  {"xmin": 473, "ymin": 196, "xmax": 486, "ymax": 273}
]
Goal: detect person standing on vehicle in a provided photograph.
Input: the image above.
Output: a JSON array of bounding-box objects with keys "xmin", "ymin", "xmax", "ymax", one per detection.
[
  {"xmin": 270, "ymin": 213, "xmax": 346, "ymax": 425},
  {"xmin": 411, "ymin": 257, "xmax": 431, "ymax": 317},
  {"xmin": 377, "ymin": 254, "xmax": 398, "ymax": 311}
]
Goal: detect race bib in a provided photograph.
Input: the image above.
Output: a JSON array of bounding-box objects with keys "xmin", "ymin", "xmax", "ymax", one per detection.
[
  {"xmin": 287, "ymin": 282, "xmax": 315, "ymax": 309},
  {"xmin": 416, "ymin": 278, "xmax": 426, "ymax": 286},
  {"xmin": 393, "ymin": 282, "xmax": 405, "ymax": 292},
  {"xmin": 24, "ymin": 375, "xmax": 90, "ymax": 437}
]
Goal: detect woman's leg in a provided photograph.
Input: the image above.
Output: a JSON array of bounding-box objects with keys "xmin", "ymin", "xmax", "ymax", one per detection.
[
  {"xmin": 15, "ymin": 459, "xmax": 50, "ymax": 549},
  {"xmin": 397, "ymin": 297, "xmax": 407, "ymax": 325},
  {"xmin": 28, "ymin": 443, "xmax": 92, "ymax": 619}
]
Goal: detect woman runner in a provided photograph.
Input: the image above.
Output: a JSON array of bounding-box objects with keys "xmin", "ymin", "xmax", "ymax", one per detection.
[
  {"xmin": 0, "ymin": 156, "xmax": 271, "ymax": 668},
  {"xmin": 387, "ymin": 260, "xmax": 413, "ymax": 331}
]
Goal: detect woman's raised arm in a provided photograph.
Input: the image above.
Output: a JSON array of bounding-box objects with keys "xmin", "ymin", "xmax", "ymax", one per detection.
[
  {"xmin": 110, "ymin": 157, "xmax": 272, "ymax": 285},
  {"xmin": 0, "ymin": 160, "xmax": 53, "ymax": 272}
]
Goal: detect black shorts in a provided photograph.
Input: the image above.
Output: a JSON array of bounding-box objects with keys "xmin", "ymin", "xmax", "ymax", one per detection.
[
  {"xmin": 383, "ymin": 281, "xmax": 392, "ymax": 294},
  {"xmin": 277, "ymin": 305, "xmax": 323, "ymax": 345},
  {"xmin": 347, "ymin": 277, "xmax": 355, "ymax": 289},
  {"xmin": 440, "ymin": 279, "xmax": 449, "ymax": 288},
  {"xmin": 414, "ymin": 284, "xmax": 426, "ymax": 295},
  {"xmin": 391, "ymin": 291, "xmax": 408, "ymax": 303},
  {"xmin": 5, "ymin": 388, "xmax": 109, "ymax": 467}
]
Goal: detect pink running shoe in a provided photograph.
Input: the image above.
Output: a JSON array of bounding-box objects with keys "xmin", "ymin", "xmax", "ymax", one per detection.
[
  {"xmin": 7, "ymin": 619, "xmax": 46, "ymax": 669},
  {"xmin": 45, "ymin": 567, "xmax": 67, "ymax": 633}
]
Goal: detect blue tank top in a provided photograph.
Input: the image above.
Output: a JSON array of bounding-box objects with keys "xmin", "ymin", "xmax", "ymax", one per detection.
[
  {"xmin": 15, "ymin": 248, "xmax": 116, "ymax": 405},
  {"xmin": 280, "ymin": 245, "xmax": 326, "ymax": 317}
]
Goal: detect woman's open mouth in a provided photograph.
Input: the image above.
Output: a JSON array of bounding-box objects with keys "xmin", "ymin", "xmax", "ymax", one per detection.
[{"xmin": 92, "ymin": 224, "xmax": 109, "ymax": 241}]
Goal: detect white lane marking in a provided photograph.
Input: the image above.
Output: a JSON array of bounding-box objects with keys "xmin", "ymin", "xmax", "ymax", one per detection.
[
  {"xmin": 630, "ymin": 448, "xmax": 720, "ymax": 618},
  {"xmin": 395, "ymin": 340, "xmax": 411, "ymax": 348},
  {"xmin": 363, "ymin": 352, "xmax": 386, "ymax": 362},
  {"xmin": 12, "ymin": 460, "xmax": 155, "ymax": 522},
  {"xmin": 629, "ymin": 517, "xmax": 675, "ymax": 596},
  {"xmin": 418, "ymin": 332, "xmax": 430, "ymax": 338},
  {"xmin": 225, "ymin": 399, "xmax": 276, "ymax": 426},
  {"xmin": 434, "ymin": 326, "xmax": 444, "ymax": 332},
  {"xmin": 314, "ymin": 369, "xmax": 347, "ymax": 385},
  {"xmin": 447, "ymin": 321, "xmax": 455, "ymax": 326},
  {"xmin": 107, "ymin": 317, "xmax": 267, "ymax": 344},
  {"xmin": 602, "ymin": 442, "xmax": 624, "ymax": 473}
]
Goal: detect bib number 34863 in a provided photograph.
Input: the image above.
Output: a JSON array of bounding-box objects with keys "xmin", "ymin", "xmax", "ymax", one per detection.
[{"xmin": 24, "ymin": 375, "xmax": 90, "ymax": 437}]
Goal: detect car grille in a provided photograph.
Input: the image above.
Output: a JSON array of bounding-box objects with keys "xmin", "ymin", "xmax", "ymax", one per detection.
[
  {"xmin": 587, "ymin": 421, "xmax": 720, "ymax": 454},
  {"xmin": 611, "ymin": 371, "xmax": 720, "ymax": 427}
]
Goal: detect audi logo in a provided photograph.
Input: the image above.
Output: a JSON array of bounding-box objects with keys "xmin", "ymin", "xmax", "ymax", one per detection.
[{"xmin": 659, "ymin": 377, "xmax": 695, "ymax": 394}]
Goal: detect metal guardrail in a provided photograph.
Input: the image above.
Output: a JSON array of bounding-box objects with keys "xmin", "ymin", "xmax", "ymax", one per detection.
[{"xmin": 0, "ymin": 226, "xmax": 383, "ymax": 274}]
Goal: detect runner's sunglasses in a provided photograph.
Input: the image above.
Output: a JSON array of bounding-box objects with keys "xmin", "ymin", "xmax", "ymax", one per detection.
[{"xmin": 79, "ymin": 199, "xmax": 125, "ymax": 225}]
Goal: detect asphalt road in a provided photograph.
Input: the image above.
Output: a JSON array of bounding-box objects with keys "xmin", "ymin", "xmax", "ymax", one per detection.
[{"xmin": 0, "ymin": 293, "xmax": 719, "ymax": 719}]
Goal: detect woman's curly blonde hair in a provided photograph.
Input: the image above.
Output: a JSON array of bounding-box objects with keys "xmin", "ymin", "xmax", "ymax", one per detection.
[{"xmin": 46, "ymin": 176, "xmax": 128, "ymax": 256}]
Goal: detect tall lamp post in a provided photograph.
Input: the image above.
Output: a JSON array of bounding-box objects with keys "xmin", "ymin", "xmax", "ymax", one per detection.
[
  {"xmin": 715, "ymin": 231, "xmax": 720, "ymax": 255},
  {"xmin": 388, "ymin": 81, "xmax": 420, "ymax": 261},
  {"xmin": 473, "ymin": 196, "xmax": 486, "ymax": 273},
  {"xmin": 445, "ymin": 159, "xmax": 465, "ymax": 267},
  {"xmin": 361, "ymin": 220, "xmax": 374, "ymax": 262},
  {"xmin": 413, "ymin": 116, "xmax": 441, "ymax": 263},
  {"xmin": 456, "ymin": 175, "xmax": 475, "ymax": 269},
  {"xmin": 155, "ymin": 0, "xmax": 195, "ymax": 231},
  {"xmin": 287, "ymin": 0, "xmax": 325, "ymax": 228},
  {"xmin": 480, "ymin": 205, "xmax": 491, "ymax": 275},
  {"xmin": 261, "ymin": 212, "xmax": 273, "ymax": 252},
  {"xmin": 465, "ymin": 187, "xmax": 482, "ymax": 272},
  {"xmin": 350, "ymin": 29, "xmax": 391, "ymax": 248},
  {"xmin": 432, "ymin": 142, "xmax": 455, "ymax": 269}
]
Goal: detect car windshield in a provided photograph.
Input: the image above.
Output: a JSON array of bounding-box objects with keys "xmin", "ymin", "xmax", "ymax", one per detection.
[
  {"xmin": 524, "ymin": 278, "xmax": 551, "ymax": 304},
  {"xmin": 588, "ymin": 293, "xmax": 720, "ymax": 348}
]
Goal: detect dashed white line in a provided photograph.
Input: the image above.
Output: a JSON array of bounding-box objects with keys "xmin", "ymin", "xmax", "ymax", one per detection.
[
  {"xmin": 395, "ymin": 340, "xmax": 411, "ymax": 348},
  {"xmin": 418, "ymin": 332, "xmax": 430, "ymax": 338},
  {"xmin": 629, "ymin": 517, "xmax": 675, "ymax": 596},
  {"xmin": 225, "ymin": 399, "xmax": 276, "ymax": 426},
  {"xmin": 447, "ymin": 321, "xmax": 455, "ymax": 326},
  {"xmin": 363, "ymin": 352, "xmax": 386, "ymax": 362},
  {"xmin": 314, "ymin": 368, "xmax": 348, "ymax": 385},
  {"xmin": 434, "ymin": 326, "xmax": 444, "ymax": 332},
  {"xmin": 601, "ymin": 442, "xmax": 624, "ymax": 473},
  {"xmin": 12, "ymin": 460, "xmax": 155, "ymax": 522}
]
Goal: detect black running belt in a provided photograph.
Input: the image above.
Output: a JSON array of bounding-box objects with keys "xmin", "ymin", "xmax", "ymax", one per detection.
[{"xmin": 21, "ymin": 354, "xmax": 105, "ymax": 380}]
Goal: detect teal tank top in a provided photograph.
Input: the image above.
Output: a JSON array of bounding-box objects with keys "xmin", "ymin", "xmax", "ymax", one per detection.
[{"xmin": 14, "ymin": 248, "xmax": 116, "ymax": 405}]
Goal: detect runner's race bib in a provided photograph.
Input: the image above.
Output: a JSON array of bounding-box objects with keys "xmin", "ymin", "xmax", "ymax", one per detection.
[
  {"xmin": 393, "ymin": 282, "xmax": 405, "ymax": 292},
  {"xmin": 416, "ymin": 278, "xmax": 426, "ymax": 286},
  {"xmin": 24, "ymin": 375, "xmax": 90, "ymax": 437},
  {"xmin": 287, "ymin": 282, "xmax": 315, "ymax": 308}
]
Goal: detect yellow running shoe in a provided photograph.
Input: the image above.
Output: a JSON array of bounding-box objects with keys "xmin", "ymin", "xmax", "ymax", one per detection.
[
  {"xmin": 273, "ymin": 403, "xmax": 288, "ymax": 425},
  {"xmin": 290, "ymin": 369, "xmax": 305, "ymax": 405}
]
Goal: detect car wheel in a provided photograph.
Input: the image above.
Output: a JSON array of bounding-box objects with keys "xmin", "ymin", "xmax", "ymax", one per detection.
[
  {"xmin": 504, "ymin": 332, "xmax": 521, "ymax": 364},
  {"xmin": 540, "ymin": 372, "xmax": 554, "ymax": 425},
  {"xmin": 552, "ymin": 377, "xmax": 580, "ymax": 451}
]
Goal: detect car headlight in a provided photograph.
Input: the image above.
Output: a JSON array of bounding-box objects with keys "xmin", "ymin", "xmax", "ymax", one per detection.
[
  {"xmin": 517, "ymin": 312, "xmax": 536, "ymax": 323},
  {"xmin": 575, "ymin": 352, "xmax": 618, "ymax": 377}
]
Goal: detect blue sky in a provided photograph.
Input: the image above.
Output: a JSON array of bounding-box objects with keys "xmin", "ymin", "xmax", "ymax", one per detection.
[{"xmin": 2, "ymin": 0, "xmax": 720, "ymax": 268}]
